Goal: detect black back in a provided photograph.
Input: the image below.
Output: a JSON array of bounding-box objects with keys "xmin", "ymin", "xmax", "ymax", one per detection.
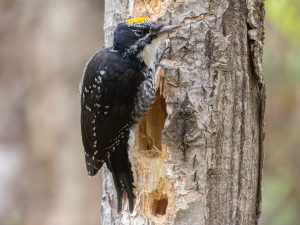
[{"xmin": 81, "ymin": 48, "xmax": 145, "ymax": 175}]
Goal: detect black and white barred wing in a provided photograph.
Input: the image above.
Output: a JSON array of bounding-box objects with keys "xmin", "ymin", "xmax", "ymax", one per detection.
[
  {"xmin": 80, "ymin": 54, "xmax": 107, "ymax": 176},
  {"xmin": 80, "ymin": 51, "xmax": 135, "ymax": 176}
]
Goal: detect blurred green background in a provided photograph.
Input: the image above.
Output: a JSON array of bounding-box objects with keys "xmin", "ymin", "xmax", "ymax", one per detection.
[
  {"xmin": 0, "ymin": 0, "xmax": 299, "ymax": 225},
  {"xmin": 261, "ymin": 1, "xmax": 300, "ymax": 225}
]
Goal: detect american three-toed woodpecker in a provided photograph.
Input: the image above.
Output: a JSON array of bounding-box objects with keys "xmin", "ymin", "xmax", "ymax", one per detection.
[{"xmin": 80, "ymin": 17, "xmax": 179, "ymax": 212}]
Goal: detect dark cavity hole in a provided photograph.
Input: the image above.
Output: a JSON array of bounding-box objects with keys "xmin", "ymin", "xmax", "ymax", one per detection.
[{"xmin": 152, "ymin": 196, "xmax": 168, "ymax": 216}]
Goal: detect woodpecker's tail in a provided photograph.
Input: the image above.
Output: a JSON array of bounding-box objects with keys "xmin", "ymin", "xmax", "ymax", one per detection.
[{"xmin": 106, "ymin": 139, "xmax": 135, "ymax": 213}]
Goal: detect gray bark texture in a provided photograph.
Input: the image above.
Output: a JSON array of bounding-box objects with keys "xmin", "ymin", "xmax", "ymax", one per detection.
[{"xmin": 101, "ymin": 0, "xmax": 265, "ymax": 225}]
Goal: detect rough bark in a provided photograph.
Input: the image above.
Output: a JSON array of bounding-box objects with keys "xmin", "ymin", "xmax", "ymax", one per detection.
[{"xmin": 101, "ymin": 0, "xmax": 265, "ymax": 225}]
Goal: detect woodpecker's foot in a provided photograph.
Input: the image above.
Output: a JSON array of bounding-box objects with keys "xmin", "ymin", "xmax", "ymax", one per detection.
[
  {"xmin": 156, "ymin": 46, "xmax": 171, "ymax": 63},
  {"xmin": 155, "ymin": 46, "xmax": 172, "ymax": 69},
  {"xmin": 155, "ymin": 62, "xmax": 173, "ymax": 70}
]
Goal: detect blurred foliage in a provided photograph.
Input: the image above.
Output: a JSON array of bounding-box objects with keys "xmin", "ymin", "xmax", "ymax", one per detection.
[
  {"xmin": 262, "ymin": 1, "xmax": 300, "ymax": 225},
  {"xmin": 266, "ymin": 0, "xmax": 300, "ymax": 47},
  {"xmin": 265, "ymin": 0, "xmax": 300, "ymax": 84}
]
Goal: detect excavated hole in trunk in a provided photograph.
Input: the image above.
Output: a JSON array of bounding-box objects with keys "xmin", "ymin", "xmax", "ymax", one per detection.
[
  {"xmin": 151, "ymin": 191, "xmax": 168, "ymax": 216},
  {"xmin": 137, "ymin": 90, "xmax": 167, "ymax": 158},
  {"xmin": 136, "ymin": 81, "xmax": 172, "ymax": 220}
]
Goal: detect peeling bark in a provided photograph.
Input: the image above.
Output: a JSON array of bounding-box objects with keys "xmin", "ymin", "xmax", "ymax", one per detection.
[{"xmin": 101, "ymin": 0, "xmax": 265, "ymax": 224}]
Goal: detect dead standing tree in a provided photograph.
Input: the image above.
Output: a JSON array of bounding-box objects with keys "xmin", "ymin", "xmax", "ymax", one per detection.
[{"xmin": 101, "ymin": 0, "xmax": 265, "ymax": 224}]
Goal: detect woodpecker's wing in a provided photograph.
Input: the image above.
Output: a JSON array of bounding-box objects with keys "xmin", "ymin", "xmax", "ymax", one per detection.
[{"xmin": 80, "ymin": 48, "xmax": 143, "ymax": 176}]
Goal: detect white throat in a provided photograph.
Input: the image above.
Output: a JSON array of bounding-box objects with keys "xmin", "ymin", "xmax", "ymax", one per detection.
[{"xmin": 137, "ymin": 36, "xmax": 163, "ymax": 68}]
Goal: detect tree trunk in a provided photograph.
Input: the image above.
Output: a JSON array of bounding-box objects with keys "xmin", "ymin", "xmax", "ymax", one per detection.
[{"xmin": 101, "ymin": 0, "xmax": 265, "ymax": 225}]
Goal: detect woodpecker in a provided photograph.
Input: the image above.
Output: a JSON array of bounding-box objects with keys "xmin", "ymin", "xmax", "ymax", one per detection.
[{"xmin": 80, "ymin": 17, "xmax": 179, "ymax": 212}]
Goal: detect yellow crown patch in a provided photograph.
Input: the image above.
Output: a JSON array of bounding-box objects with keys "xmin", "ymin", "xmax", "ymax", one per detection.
[{"xmin": 125, "ymin": 17, "xmax": 150, "ymax": 25}]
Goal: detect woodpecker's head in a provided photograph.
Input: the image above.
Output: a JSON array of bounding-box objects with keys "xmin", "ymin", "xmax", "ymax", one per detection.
[{"xmin": 113, "ymin": 17, "xmax": 179, "ymax": 66}]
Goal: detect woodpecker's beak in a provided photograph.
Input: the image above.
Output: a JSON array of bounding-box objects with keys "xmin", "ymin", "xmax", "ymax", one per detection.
[{"xmin": 154, "ymin": 24, "xmax": 180, "ymax": 35}]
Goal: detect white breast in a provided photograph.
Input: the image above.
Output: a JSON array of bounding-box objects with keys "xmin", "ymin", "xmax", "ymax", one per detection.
[{"xmin": 137, "ymin": 36, "xmax": 164, "ymax": 69}]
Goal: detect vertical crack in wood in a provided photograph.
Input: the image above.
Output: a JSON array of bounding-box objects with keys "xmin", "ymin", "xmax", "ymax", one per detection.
[{"xmin": 245, "ymin": 0, "xmax": 266, "ymax": 222}]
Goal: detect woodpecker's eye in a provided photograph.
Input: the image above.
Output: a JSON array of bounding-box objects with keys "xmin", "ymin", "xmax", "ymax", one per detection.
[{"xmin": 134, "ymin": 30, "xmax": 145, "ymax": 36}]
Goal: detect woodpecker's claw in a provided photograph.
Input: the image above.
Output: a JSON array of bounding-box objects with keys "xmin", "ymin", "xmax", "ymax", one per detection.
[
  {"xmin": 155, "ymin": 46, "xmax": 172, "ymax": 69},
  {"xmin": 155, "ymin": 62, "xmax": 174, "ymax": 70}
]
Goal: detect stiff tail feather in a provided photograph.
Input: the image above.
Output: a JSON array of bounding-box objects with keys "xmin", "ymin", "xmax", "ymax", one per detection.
[{"xmin": 106, "ymin": 140, "xmax": 135, "ymax": 212}]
